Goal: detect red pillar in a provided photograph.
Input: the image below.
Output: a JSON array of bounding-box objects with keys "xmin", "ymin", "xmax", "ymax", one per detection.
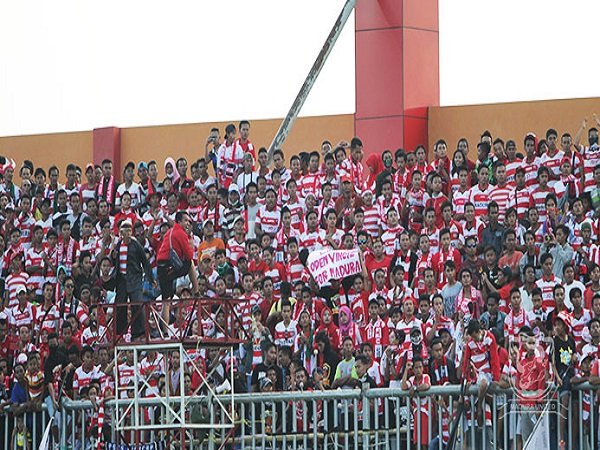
[
  {"xmin": 93, "ymin": 127, "xmax": 121, "ymax": 173},
  {"xmin": 355, "ymin": 0, "xmax": 439, "ymax": 156}
]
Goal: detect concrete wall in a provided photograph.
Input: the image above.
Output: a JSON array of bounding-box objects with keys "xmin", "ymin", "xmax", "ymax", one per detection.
[
  {"xmin": 120, "ymin": 114, "xmax": 355, "ymax": 173},
  {"xmin": 428, "ymin": 97, "xmax": 600, "ymax": 160},
  {"xmin": 0, "ymin": 131, "xmax": 92, "ymax": 174},
  {"xmin": 0, "ymin": 114, "xmax": 354, "ymax": 176},
  {"xmin": 4, "ymin": 96, "xmax": 600, "ymax": 178}
]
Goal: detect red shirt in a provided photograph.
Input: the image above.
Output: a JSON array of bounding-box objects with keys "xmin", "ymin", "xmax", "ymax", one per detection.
[
  {"xmin": 157, "ymin": 223, "xmax": 194, "ymax": 262},
  {"xmin": 365, "ymin": 254, "xmax": 393, "ymax": 285}
]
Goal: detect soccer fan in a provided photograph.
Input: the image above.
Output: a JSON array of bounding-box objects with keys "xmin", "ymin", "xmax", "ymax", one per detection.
[{"xmin": 4, "ymin": 123, "xmax": 600, "ymax": 449}]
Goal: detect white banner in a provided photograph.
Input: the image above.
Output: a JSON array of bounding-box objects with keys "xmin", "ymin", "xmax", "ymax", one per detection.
[
  {"xmin": 38, "ymin": 417, "xmax": 53, "ymax": 450},
  {"xmin": 307, "ymin": 249, "xmax": 362, "ymax": 287}
]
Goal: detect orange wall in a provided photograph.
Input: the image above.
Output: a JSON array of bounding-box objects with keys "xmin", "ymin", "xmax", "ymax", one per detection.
[
  {"xmin": 6, "ymin": 97, "xmax": 600, "ymax": 179},
  {"xmin": 120, "ymin": 114, "xmax": 354, "ymax": 175},
  {"xmin": 0, "ymin": 131, "xmax": 92, "ymax": 174},
  {"xmin": 428, "ymin": 97, "xmax": 600, "ymax": 160},
  {"xmin": 0, "ymin": 114, "xmax": 354, "ymax": 177}
]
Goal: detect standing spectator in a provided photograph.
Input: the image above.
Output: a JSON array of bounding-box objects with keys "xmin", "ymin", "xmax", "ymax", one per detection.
[
  {"xmin": 113, "ymin": 219, "xmax": 154, "ymax": 339},
  {"xmin": 462, "ymin": 320, "xmax": 500, "ymax": 424},
  {"xmin": 540, "ymin": 224, "xmax": 574, "ymax": 278},
  {"xmin": 217, "ymin": 124, "xmax": 243, "ymax": 189},
  {"xmin": 157, "ymin": 211, "xmax": 199, "ymax": 299},
  {"xmin": 96, "ymin": 159, "xmax": 118, "ymax": 211}
]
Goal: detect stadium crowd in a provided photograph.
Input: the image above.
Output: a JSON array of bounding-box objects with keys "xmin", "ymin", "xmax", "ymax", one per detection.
[{"xmin": 3, "ymin": 116, "xmax": 600, "ymax": 449}]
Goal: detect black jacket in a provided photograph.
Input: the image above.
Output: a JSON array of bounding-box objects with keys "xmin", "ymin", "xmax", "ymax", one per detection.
[{"xmin": 112, "ymin": 238, "xmax": 154, "ymax": 292}]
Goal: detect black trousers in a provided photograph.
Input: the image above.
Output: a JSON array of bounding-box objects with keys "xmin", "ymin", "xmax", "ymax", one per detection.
[
  {"xmin": 115, "ymin": 277, "xmax": 145, "ymax": 338},
  {"xmin": 157, "ymin": 259, "xmax": 191, "ymax": 299}
]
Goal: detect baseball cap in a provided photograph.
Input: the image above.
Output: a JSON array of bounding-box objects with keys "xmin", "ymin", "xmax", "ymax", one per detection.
[
  {"xmin": 555, "ymin": 311, "xmax": 572, "ymax": 333},
  {"xmin": 85, "ymin": 163, "xmax": 94, "ymax": 173},
  {"xmin": 119, "ymin": 219, "xmax": 133, "ymax": 229},
  {"xmin": 137, "ymin": 161, "xmax": 148, "ymax": 171},
  {"xmin": 16, "ymin": 286, "xmax": 27, "ymax": 295},
  {"xmin": 229, "ymin": 184, "xmax": 240, "ymax": 195}
]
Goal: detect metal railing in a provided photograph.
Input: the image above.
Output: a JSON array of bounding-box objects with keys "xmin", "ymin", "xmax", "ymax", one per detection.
[{"xmin": 2, "ymin": 384, "xmax": 599, "ymax": 450}]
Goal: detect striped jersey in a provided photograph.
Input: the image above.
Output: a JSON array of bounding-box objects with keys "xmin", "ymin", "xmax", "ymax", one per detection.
[
  {"xmin": 467, "ymin": 184, "xmax": 493, "ymax": 218},
  {"xmin": 535, "ymin": 275, "xmax": 562, "ymax": 312},
  {"xmin": 489, "ymin": 184, "xmax": 512, "ymax": 223},
  {"xmin": 582, "ymin": 144, "xmax": 600, "ymax": 192}
]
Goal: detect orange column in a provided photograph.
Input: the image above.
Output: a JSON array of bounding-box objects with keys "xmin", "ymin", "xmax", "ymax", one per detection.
[
  {"xmin": 355, "ymin": 0, "xmax": 439, "ymax": 156},
  {"xmin": 93, "ymin": 127, "xmax": 121, "ymax": 173}
]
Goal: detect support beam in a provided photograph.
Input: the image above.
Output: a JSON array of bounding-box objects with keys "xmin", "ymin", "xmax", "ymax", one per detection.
[
  {"xmin": 93, "ymin": 126, "xmax": 121, "ymax": 172},
  {"xmin": 268, "ymin": 0, "xmax": 356, "ymax": 157},
  {"xmin": 355, "ymin": 0, "xmax": 439, "ymax": 157}
]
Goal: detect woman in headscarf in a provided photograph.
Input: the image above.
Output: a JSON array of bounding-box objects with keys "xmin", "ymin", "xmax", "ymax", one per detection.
[
  {"xmin": 164, "ymin": 157, "xmax": 180, "ymax": 185},
  {"xmin": 362, "ymin": 153, "xmax": 384, "ymax": 194},
  {"xmin": 336, "ymin": 305, "xmax": 362, "ymax": 349}
]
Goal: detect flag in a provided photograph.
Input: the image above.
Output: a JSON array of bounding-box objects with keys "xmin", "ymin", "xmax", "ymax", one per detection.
[
  {"xmin": 523, "ymin": 412, "xmax": 549, "ymax": 450},
  {"xmin": 38, "ymin": 417, "xmax": 54, "ymax": 450}
]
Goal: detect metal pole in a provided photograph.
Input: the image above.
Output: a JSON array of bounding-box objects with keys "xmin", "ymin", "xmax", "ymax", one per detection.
[{"xmin": 268, "ymin": 0, "xmax": 356, "ymax": 158}]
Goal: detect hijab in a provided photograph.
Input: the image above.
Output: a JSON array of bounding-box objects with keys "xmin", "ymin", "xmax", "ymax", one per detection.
[
  {"xmin": 338, "ymin": 305, "xmax": 353, "ymax": 337},
  {"xmin": 364, "ymin": 154, "xmax": 384, "ymax": 192},
  {"xmin": 164, "ymin": 157, "xmax": 180, "ymax": 184}
]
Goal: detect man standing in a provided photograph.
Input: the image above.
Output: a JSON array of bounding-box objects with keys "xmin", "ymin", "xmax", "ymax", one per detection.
[
  {"xmin": 113, "ymin": 219, "xmax": 154, "ymax": 339},
  {"xmin": 236, "ymin": 120, "xmax": 256, "ymax": 162},
  {"xmin": 116, "ymin": 162, "xmax": 142, "ymax": 211},
  {"xmin": 339, "ymin": 137, "xmax": 364, "ymax": 194},
  {"xmin": 540, "ymin": 225, "xmax": 574, "ymax": 279},
  {"xmin": 157, "ymin": 211, "xmax": 199, "ymax": 300},
  {"xmin": 480, "ymin": 202, "xmax": 506, "ymax": 256},
  {"xmin": 217, "ymin": 124, "xmax": 244, "ymax": 189},
  {"xmin": 96, "ymin": 159, "xmax": 119, "ymax": 212}
]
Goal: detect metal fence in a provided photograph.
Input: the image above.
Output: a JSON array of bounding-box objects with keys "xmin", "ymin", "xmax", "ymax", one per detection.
[{"xmin": 2, "ymin": 384, "xmax": 599, "ymax": 450}]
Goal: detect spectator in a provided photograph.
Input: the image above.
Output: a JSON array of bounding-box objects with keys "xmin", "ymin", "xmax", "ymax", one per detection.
[
  {"xmin": 112, "ymin": 219, "xmax": 154, "ymax": 339},
  {"xmin": 4, "ymin": 123, "xmax": 600, "ymax": 448}
]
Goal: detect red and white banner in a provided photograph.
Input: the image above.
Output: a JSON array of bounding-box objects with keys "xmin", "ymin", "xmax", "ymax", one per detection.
[{"xmin": 307, "ymin": 249, "xmax": 362, "ymax": 287}]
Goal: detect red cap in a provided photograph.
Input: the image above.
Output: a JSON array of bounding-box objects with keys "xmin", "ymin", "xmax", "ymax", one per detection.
[{"xmin": 555, "ymin": 311, "xmax": 572, "ymax": 333}]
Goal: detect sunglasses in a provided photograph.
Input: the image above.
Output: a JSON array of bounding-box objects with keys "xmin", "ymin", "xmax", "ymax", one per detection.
[{"xmin": 466, "ymin": 243, "xmax": 477, "ymax": 248}]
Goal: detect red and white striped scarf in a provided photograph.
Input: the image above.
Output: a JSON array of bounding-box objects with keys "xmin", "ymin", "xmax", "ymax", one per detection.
[
  {"xmin": 119, "ymin": 242, "xmax": 128, "ymax": 274},
  {"xmin": 456, "ymin": 285, "xmax": 479, "ymax": 317},
  {"xmin": 57, "ymin": 237, "xmax": 75, "ymax": 273},
  {"xmin": 96, "ymin": 396, "xmax": 105, "ymax": 450},
  {"xmin": 98, "ymin": 176, "xmax": 115, "ymax": 205}
]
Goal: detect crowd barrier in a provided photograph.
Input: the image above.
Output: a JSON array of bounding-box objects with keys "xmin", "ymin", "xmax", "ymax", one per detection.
[{"xmin": 2, "ymin": 384, "xmax": 598, "ymax": 450}]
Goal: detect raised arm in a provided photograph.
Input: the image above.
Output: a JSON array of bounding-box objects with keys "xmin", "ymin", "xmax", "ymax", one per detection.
[{"xmin": 574, "ymin": 117, "xmax": 589, "ymax": 149}]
